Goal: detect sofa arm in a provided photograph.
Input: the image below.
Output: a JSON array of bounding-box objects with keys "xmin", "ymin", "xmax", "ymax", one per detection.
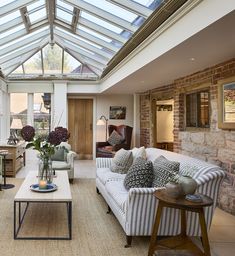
[
  {"xmin": 96, "ymin": 157, "xmax": 113, "ymax": 168},
  {"xmin": 66, "ymin": 151, "xmax": 77, "ymax": 166},
  {"xmin": 96, "ymin": 142, "xmax": 110, "ymax": 148}
]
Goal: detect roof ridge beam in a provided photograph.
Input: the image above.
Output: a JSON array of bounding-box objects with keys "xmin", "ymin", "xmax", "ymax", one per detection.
[
  {"xmin": 54, "ymin": 29, "xmax": 113, "ymax": 59},
  {"xmin": 107, "ymin": 0, "xmax": 151, "ymax": 18},
  {"xmin": 0, "ymin": 0, "xmax": 37, "ymax": 18},
  {"xmin": 63, "ymin": 0, "xmax": 138, "ymax": 33},
  {"xmin": 46, "ymin": 0, "xmax": 55, "ymax": 43}
]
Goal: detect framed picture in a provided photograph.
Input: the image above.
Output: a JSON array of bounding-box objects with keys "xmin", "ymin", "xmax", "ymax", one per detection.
[{"xmin": 109, "ymin": 106, "xmax": 126, "ymax": 119}]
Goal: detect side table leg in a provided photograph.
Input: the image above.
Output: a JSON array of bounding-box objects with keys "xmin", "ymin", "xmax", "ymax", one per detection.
[
  {"xmin": 148, "ymin": 203, "xmax": 163, "ymax": 256},
  {"xmin": 199, "ymin": 209, "xmax": 211, "ymax": 256},
  {"xmin": 181, "ymin": 209, "xmax": 187, "ymax": 237}
]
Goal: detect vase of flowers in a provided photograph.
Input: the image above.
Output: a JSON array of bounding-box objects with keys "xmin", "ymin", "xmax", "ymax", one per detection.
[{"xmin": 21, "ymin": 125, "xmax": 70, "ymax": 187}]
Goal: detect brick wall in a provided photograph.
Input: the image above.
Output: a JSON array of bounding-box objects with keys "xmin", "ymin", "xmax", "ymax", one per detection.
[{"xmin": 139, "ymin": 58, "xmax": 235, "ymax": 215}]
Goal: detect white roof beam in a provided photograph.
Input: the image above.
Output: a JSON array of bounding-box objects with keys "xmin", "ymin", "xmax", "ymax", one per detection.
[
  {"xmin": 46, "ymin": 0, "xmax": 55, "ymax": 43},
  {"xmin": 54, "ymin": 29, "xmax": 113, "ymax": 59},
  {"xmin": 55, "ymin": 36, "xmax": 106, "ymax": 69},
  {"xmin": 72, "ymin": 8, "xmax": 80, "ymax": 33},
  {"xmin": 79, "ymin": 17, "xmax": 126, "ymax": 44},
  {"xmin": 0, "ymin": 30, "xmax": 49, "ymax": 56},
  {"xmin": 20, "ymin": 7, "xmax": 30, "ymax": 33},
  {"xmin": 0, "ymin": 29, "xmax": 26, "ymax": 47},
  {"xmin": 55, "ymin": 20, "xmax": 119, "ymax": 52},
  {"xmin": 30, "ymin": 19, "xmax": 49, "ymax": 31},
  {"xmin": 107, "ymin": 0, "xmax": 151, "ymax": 18},
  {"xmin": 0, "ymin": 17, "xmax": 22, "ymax": 34},
  {"xmin": 0, "ymin": 37, "xmax": 48, "ymax": 65},
  {"xmin": 0, "ymin": 0, "xmax": 37, "ymax": 18},
  {"xmin": 63, "ymin": 0, "xmax": 137, "ymax": 33}
]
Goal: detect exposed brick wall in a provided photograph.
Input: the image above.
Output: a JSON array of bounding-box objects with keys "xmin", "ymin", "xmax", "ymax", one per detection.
[
  {"xmin": 140, "ymin": 94, "xmax": 151, "ymax": 147},
  {"xmin": 139, "ymin": 58, "xmax": 235, "ymax": 215}
]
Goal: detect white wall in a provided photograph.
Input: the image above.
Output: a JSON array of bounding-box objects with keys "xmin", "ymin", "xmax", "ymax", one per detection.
[
  {"xmin": 0, "ymin": 78, "xmax": 8, "ymax": 143},
  {"xmin": 96, "ymin": 94, "xmax": 134, "ymax": 142}
]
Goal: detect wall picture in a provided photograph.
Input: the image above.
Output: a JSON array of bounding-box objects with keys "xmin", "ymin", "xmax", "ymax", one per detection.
[{"xmin": 109, "ymin": 106, "xmax": 126, "ymax": 119}]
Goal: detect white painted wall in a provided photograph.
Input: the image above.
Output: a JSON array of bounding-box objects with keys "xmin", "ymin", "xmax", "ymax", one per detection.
[
  {"xmin": 0, "ymin": 78, "xmax": 9, "ymax": 143},
  {"xmin": 53, "ymin": 82, "xmax": 67, "ymax": 128},
  {"xmin": 96, "ymin": 94, "xmax": 134, "ymax": 142}
]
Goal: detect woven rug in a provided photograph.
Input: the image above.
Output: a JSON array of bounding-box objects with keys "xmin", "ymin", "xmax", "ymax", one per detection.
[{"xmin": 0, "ymin": 178, "xmax": 149, "ymax": 256}]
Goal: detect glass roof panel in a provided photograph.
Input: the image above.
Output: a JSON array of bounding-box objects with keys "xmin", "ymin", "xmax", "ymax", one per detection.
[
  {"xmin": 56, "ymin": 8, "xmax": 73, "ymax": 24},
  {"xmin": 57, "ymin": 0, "xmax": 73, "ymax": 12},
  {"xmin": 0, "ymin": 24, "xmax": 25, "ymax": 39},
  {"xmin": 0, "ymin": 26, "xmax": 48, "ymax": 51},
  {"xmin": 83, "ymin": 0, "xmax": 137, "ymax": 23},
  {"xmin": 63, "ymin": 51, "xmax": 81, "ymax": 74},
  {"xmin": 27, "ymin": 0, "xmax": 45, "ymax": 12},
  {"xmin": 0, "ymin": 10, "xmax": 20, "ymax": 25},
  {"xmin": 23, "ymin": 51, "xmax": 42, "ymax": 74},
  {"xmin": 43, "ymin": 44, "xmax": 62, "ymax": 74},
  {"xmin": 78, "ymin": 25, "xmax": 112, "ymax": 43},
  {"xmin": 11, "ymin": 65, "xmax": 24, "ymax": 74},
  {"xmin": 0, "ymin": 0, "xmax": 15, "ymax": 7},
  {"xmin": 29, "ymin": 8, "xmax": 47, "ymax": 23},
  {"xmin": 131, "ymin": 0, "xmax": 156, "ymax": 8},
  {"xmin": 81, "ymin": 12, "xmax": 123, "ymax": 34}
]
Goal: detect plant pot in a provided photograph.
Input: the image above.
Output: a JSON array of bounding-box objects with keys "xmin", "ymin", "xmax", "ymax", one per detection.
[
  {"xmin": 165, "ymin": 182, "xmax": 184, "ymax": 199},
  {"xmin": 179, "ymin": 176, "xmax": 197, "ymax": 195}
]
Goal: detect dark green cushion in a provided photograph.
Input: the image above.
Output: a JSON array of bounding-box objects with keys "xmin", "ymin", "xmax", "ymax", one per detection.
[
  {"xmin": 124, "ymin": 157, "xmax": 153, "ymax": 189},
  {"xmin": 51, "ymin": 148, "xmax": 67, "ymax": 161},
  {"xmin": 152, "ymin": 155, "xmax": 180, "ymax": 187}
]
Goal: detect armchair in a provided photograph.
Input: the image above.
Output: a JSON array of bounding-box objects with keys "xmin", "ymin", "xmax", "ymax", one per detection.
[
  {"xmin": 51, "ymin": 142, "xmax": 77, "ymax": 182},
  {"xmin": 0, "ymin": 156, "xmax": 2, "ymax": 190},
  {"xmin": 96, "ymin": 125, "xmax": 133, "ymax": 158}
]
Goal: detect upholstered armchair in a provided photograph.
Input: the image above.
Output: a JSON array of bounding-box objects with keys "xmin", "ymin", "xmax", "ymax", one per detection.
[
  {"xmin": 96, "ymin": 125, "xmax": 133, "ymax": 158},
  {"xmin": 51, "ymin": 142, "xmax": 77, "ymax": 182},
  {"xmin": 0, "ymin": 156, "xmax": 2, "ymax": 190}
]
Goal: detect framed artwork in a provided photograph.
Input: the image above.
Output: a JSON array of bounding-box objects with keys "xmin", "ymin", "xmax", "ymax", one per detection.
[
  {"xmin": 109, "ymin": 106, "xmax": 126, "ymax": 119},
  {"xmin": 218, "ymin": 76, "xmax": 235, "ymax": 129}
]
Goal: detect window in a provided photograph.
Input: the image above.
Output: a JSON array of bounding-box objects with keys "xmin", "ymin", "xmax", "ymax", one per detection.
[{"xmin": 186, "ymin": 91, "xmax": 210, "ymax": 128}]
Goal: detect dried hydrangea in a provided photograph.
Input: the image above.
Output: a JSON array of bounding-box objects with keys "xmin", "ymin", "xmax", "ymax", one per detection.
[
  {"xmin": 54, "ymin": 126, "xmax": 70, "ymax": 142},
  {"xmin": 47, "ymin": 130, "xmax": 61, "ymax": 146},
  {"xmin": 21, "ymin": 125, "xmax": 35, "ymax": 141}
]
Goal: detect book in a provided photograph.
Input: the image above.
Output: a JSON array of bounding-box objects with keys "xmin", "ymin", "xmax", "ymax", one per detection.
[{"xmin": 185, "ymin": 194, "xmax": 202, "ymax": 202}]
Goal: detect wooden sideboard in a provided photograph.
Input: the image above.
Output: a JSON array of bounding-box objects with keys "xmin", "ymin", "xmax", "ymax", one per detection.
[{"xmin": 0, "ymin": 141, "xmax": 26, "ymax": 177}]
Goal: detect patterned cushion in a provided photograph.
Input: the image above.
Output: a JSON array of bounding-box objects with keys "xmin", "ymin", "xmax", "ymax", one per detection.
[
  {"xmin": 152, "ymin": 155, "xmax": 180, "ymax": 187},
  {"xmin": 110, "ymin": 148, "xmax": 133, "ymax": 174},
  {"xmin": 124, "ymin": 157, "xmax": 153, "ymax": 189},
  {"xmin": 107, "ymin": 130, "xmax": 123, "ymax": 146},
  {"xmin": 180, "ymin": 165, "xmax": 199, "ymax": 178},
  {"xmin": 131, "ymin": 146, "xmax": 147, "ymax": 161}
]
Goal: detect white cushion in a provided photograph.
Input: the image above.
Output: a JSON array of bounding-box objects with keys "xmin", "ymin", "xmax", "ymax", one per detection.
[
  {"xmin": 52, "ymin": 161, "xmax": 71, "ymax": 170},
  {"xmin": 96, "ymin": 168, "xmax": 125, "ymax": 185},
  {"xmin": 131, "ymin": 146, "xmax": 147, "ymax": 161}
]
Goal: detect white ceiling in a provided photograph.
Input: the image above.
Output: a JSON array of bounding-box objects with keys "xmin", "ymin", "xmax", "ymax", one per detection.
[{"xmin": 104, "ymin": 10, "xmax": 235, "ymax": 94}]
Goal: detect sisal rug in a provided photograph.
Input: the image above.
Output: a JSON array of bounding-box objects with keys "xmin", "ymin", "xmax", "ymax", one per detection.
[{"xmin": 0, "ymin": 178, "xmax": 150, "ymax": 256}]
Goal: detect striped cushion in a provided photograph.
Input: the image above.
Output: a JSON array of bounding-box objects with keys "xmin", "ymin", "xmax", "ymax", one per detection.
[
  {"xmin": 152, "ymin": 155, "xmax": 180, "ymax": 187},
  {"xmin": 111, "ymin": 148, "xmax": 133, "ymax": 174}
]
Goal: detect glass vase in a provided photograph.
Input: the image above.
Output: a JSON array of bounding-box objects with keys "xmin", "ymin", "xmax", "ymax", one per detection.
[{"xmin": 38, "ymin": 156, "xmax": 53, "ymax": 186}]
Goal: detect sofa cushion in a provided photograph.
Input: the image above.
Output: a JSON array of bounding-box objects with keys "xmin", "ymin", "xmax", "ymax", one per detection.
[
  {"xmin": 105, "ymin": 180, "xmax": 129, "ymax": 213},
  {"xmin": 131, "ymin": 146, "xmax": 147, "ymax": 161},
  {"xmin": 51, "ymin": 148, "xmax": 67, "ymax": 161},
  {"xmin": 124, "ymin": 157, "xmax": 153, "ymax": 189},
  {"xmin": 111, "ymin": 148, "xmax": 133, "ymax": 174},
  {"xmin": 52, "ymin": 161, "xmax": 71, "ymax": 170},
  {"xmin": 107, "ymin": 130, "xmax": 123, "ymax": 146},
  {"xmin": 152, "ymin": 155, "xmax": 180, "ymax": 187},
  {"xmin": 96, "ymin": 168, "xmax": 125, "ymax": 185}
]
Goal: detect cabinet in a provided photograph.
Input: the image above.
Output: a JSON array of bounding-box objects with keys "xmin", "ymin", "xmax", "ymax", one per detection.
[{"xmin": 0, "ymin": 141, "xmax": 26, "ymax": 177}]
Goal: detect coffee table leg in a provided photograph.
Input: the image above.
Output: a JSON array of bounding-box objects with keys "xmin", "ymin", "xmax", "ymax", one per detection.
[
  {"xmin": 148, "ymin": 202, "xmax": 163, "ymax": 256},
  {"xmin": 68, "ymin": 202, "xmax": 72, "ymax": 240},
  {"xmin": 199, "ymin": 208, "xmax": 211, "ymax": 256}
]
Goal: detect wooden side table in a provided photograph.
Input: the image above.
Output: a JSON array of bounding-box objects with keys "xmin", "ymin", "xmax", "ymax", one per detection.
[{"xmin": 148, "ymin": 190, "xmax": 213, "ymax": 256}]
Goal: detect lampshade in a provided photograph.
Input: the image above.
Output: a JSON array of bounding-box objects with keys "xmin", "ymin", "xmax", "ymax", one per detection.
[
  {"xmin": 97, "ymin": 119, "xmax": 105, "ymax": 126},
  {"xmin": 11, "ymin": 118, "xmax": 23, "ymax": 129}
]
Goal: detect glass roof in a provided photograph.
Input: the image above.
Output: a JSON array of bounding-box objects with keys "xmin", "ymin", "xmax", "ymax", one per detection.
[{"xmin": 0, "ymin": 0, "xmax": 164, "ymax": 80}]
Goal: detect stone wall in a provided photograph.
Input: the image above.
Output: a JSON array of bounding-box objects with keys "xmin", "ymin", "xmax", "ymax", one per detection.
[{"xmin": 139, "ymin": 58, "xmax": 235, "ymax": 215}]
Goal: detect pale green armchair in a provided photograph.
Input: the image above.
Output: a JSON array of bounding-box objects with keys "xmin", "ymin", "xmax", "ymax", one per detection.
[{"xmin": 51, "ymin": 142, "xmax": 77, "ymax": 182}]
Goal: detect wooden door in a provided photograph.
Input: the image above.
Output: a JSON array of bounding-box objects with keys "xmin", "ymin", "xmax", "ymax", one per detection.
[{"xmin": 68, "ymin": 99, "xmax": 93, "ymax": 159}]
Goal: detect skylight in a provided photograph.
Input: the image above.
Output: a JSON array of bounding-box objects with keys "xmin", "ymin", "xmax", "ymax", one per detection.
[{"xmin": 0, "ymin": 0, "xmax": 167, "ymax": 80}]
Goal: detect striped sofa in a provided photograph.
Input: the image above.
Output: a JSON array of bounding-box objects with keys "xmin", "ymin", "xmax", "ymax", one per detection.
[{"xmin": 96, "ymin": 148, "xmax": 225, "ymax": 247}]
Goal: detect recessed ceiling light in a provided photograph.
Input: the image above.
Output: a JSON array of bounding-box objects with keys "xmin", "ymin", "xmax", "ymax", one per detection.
[{"xmin": 190, "ymin": 57, "xmax": 195, "ymax": 61}]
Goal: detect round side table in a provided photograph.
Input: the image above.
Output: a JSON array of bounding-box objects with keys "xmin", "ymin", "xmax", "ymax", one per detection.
[
  {"xmin": 148, "ymin": 189, "xmax": 213, "ymax": 256},
  {"xmin": 0, "ymin": 151, "xmax": 15, "ymax": 189}
]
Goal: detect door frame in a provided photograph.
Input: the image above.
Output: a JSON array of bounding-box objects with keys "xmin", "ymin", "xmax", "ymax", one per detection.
[{"xmin": 67, "ymin": 95, "xmax": 97, "ymax": 160}]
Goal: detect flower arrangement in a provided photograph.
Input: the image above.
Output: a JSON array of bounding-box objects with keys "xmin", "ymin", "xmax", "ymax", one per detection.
[{"xmin": 21, "ymin": 125, "xmax": 70, "ymax": 158}]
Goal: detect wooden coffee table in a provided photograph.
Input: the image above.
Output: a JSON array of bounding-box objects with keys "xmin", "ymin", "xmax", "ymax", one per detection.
[
  {"xmin": 148, "ymin": 189, "xmax": 213, "ymax": 256},
  {"xmin": 14, "ymin": 171, "xmax": 72, "ymax": 240}
]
